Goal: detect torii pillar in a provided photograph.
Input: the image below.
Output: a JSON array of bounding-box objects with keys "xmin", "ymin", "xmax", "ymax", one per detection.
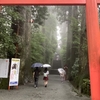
[
  {"xmin": 1, "ymin": 0, "xmax": 100, "ymax": 99},
  {"xmin": 86, "ymin": 0, "xmax": 100, "ymax": 100}
]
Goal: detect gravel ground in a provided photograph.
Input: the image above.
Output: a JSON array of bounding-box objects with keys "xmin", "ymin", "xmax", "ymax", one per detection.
[{"xmin": 0, "ymin": 75, "xmax": 90, "ymax": 100}]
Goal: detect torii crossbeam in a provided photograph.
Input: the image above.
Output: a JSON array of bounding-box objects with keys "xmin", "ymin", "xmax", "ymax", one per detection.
[
  {"xmin": 0, "ymin": 0, "xmax": 100, "ymax": 5},
  {"xmin": 0, "ymin": 0, "xmax": 100, "ymax": 100}
]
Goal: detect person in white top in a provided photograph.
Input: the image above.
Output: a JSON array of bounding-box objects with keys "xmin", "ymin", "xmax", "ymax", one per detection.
[
  {"xmin": 60, "ymin": 69, "xmax": 66, "ymax": 81},
  {"xmin": 43, "ymin": 68, "xmax": 49, "ymax": 87}
]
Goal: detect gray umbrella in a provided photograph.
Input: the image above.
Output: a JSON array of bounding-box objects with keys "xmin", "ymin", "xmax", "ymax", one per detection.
[{"xmin": 31, "ymin": 63, "xmax": 43, "ymax": 68}]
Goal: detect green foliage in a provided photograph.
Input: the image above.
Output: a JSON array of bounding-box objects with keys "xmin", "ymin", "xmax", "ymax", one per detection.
[
  {"xmin": 64, "ymin": 7, "xmax": 89, "ymax": 96},
  {"xmin": 0, "ymin": 6, "xmax": 22, "ymax": 58},
  {"xmin": 71, "ymin": 58, "xmax": 79, "ymax": 78},
  {"xmin": 31, "ymin": 6, "xmax": 49, "ymax": 27},
  {"xmin": 0, "ymin": 32, "xmax": 16, "ymax": 58},
  {"xmin": 81, "ymin": 79, "xmax": 90, "ymax": 95},
  {"xmin": 31, "ymin": 30, "xmax": 57, "ymax": 64},
  {"xmin": 44, "ymin": 37, "xmax": 57, "ymax": 63},
  {"xmin": 0, "ymin": 6, "xmax": 24, "ymax": 89},
  {"xmin": 54, "ymin": 6, "xmax": 68, "ymax": 23},
  {"xmin": 31, "ymin": 32, "xmax": 45, "ymax": 63},
  {"xmin": 71, "ymin": 17, "xmax": 79, "ymax": 34},
  {"xmin": 71, "ymin": 17, "xmax": 80, "ymax": 51}
]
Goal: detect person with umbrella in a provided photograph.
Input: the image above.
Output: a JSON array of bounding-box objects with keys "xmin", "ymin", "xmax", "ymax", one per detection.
[
  {"xmin": 31, "ymin": 63, "xmax": 43, "ymax": 88},
  {"xmin": 43, "ymin": 67, "xmax": 49, "ymax": 87},
  {"xmin": 32, "ymin": 67, "xmax": 41, "ymax": 88},
  {"xmin": 58, "ymin": 68, "xmax": 66, "ymax": 82}
]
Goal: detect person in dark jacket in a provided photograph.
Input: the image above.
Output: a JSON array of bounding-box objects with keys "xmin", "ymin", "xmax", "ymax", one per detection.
[{"xmin": 33, "ymin": 67, "xmax": 40, "ymax": 88}]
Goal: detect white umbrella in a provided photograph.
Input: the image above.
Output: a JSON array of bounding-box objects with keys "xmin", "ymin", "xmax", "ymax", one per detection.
[
  {"xmin": 58, "ymin": 68, "xmax": 66, "ymax": 74},
  {"xmin": 42, "ymin": 64, "xmax": 51, "ymax": 68}
]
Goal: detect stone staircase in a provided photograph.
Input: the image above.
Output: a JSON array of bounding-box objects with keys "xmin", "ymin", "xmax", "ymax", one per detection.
[
  {"xmin": 50, "ymin": 60, "xmax": 62, "ymax": 75},
  {"xmin": 49, "ymin": 69, "xmax": 59, "ymax": 75}
]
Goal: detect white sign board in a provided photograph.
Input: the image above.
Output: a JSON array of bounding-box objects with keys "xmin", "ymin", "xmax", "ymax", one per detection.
[
  {"xmin": 9, "ymin": 58, "xmax": 20, "ymax": 86},
  {"xmin": 0, "ymin": 59, "xmax": 9, "ymax": 78}
]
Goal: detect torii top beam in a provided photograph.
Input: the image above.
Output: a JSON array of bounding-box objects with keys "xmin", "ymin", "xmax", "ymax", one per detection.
[{"xmin": 0, "ymin": 0, "xmax": 100, "ymax": 5}]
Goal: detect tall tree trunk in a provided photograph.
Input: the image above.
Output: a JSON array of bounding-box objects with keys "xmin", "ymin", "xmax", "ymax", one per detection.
[
  {"xmin": 11, "ymin": 6, "xmax": 32, "ymax": 84},
  {"xmin": 19, "ymin": 6, "xmax": 32, "ymax": 84}
]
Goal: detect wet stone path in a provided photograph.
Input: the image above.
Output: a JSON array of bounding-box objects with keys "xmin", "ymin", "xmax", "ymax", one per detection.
[{"xmin": 0, "ymin": 75, "xmax": 90, "ymax": 100}]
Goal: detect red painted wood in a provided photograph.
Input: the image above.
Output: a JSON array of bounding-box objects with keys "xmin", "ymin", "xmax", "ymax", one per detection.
[
  {"xmin": 1, "ymin": 0, "xmax": 100, "ymax": 5},
  {"xmin": 86, "ymin": 0, "xmax": 100, "ymax": 100},
  {"xmin": 97, "ymin": 0, "xmax": 100, "ymax": 4},
  {"xmin": 0, "ymin": 0, "xmax": 85, "ymax": 5}
]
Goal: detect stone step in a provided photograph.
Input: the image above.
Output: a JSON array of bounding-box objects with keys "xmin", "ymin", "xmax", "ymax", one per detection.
[
  {"xmin": 49, "ymin": 69, "xmax": 59, "ymax": 75},
  {"xmin": 52, "ymin": 60, "xmax": 62, "ymax": 69}
]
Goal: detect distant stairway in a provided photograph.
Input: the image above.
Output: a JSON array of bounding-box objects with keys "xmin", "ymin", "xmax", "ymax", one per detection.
[
  {"xmin": 50, "ymin": 60, "xmax": 62, "ymax": 75},
  {"xmin": 49, "ymin": 69, "xmax": 59, "ymax": 75}
]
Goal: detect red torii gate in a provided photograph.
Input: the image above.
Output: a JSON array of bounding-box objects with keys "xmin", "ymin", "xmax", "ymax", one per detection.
[{"xmin": 0, "ymin": 0, "xmax": 100, "ymax": 100}]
